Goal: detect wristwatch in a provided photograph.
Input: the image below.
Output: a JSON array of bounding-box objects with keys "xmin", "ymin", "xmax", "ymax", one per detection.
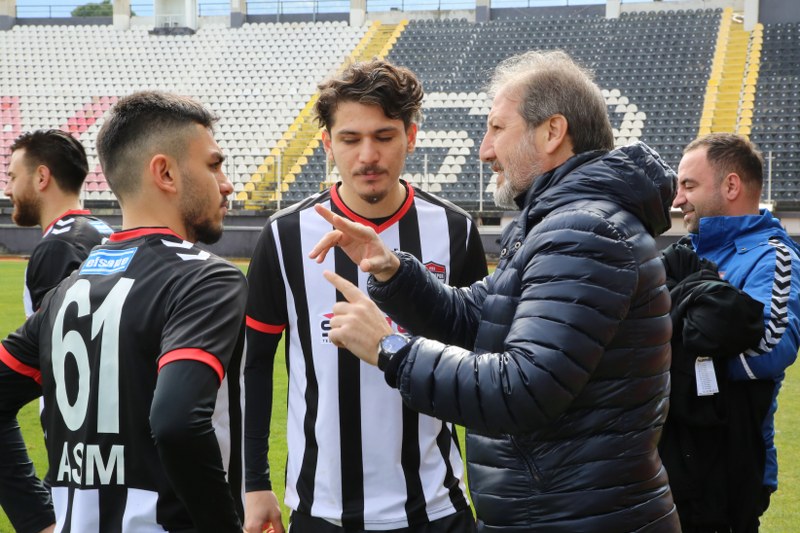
[{"xmin": 378, "ymin": 333, "xmax": 411, "ymax": 371}]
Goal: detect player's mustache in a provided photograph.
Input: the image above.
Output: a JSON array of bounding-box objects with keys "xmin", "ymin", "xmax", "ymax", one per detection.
[{"xmin": 355, "ymin": 165, "xmax": 387, "ymax": 176}]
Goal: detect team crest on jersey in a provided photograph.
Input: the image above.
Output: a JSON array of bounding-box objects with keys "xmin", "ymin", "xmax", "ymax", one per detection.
[
  {"xmin": 80, "ymin": 248, "xmax": 138, "ymax": 275},
  {"xmin": 424, "ymin": 261, "xmax": 447, "ymax": 282}
]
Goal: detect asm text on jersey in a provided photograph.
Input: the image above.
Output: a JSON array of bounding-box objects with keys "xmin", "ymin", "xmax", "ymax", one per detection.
[{"xmin": 56, "ymin": 442, "xmax": 125, "ymax": 485}]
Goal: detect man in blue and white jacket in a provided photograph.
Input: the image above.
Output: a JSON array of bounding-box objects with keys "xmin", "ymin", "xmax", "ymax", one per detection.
[{"xmin": 674, "ymin": 132, "xmax": 800, "ymax": 525}]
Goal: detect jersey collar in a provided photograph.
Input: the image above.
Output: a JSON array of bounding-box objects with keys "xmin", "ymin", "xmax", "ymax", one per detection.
[
  {"xmin": 330, "ymin": 180, "xmax": 415, "ymax": 234},
  {"xmin": 109, "ymin": 227, "xmax": 183, "ymax": 242},
  {"xmin": 43, "ymin": 209, "xmax": 91, "ymax": 234}
]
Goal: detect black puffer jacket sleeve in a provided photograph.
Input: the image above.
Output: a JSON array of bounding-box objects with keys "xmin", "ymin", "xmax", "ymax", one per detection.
[
  {"xmin": 370, "ymin": 251, "xmax": 487, "ymax": 349},
  {"xmin": 370, "ymin": 205, "xmax": 642, "ymax": 435}
]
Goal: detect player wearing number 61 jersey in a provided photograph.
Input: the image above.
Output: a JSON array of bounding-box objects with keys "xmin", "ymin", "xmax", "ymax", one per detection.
[
  {"xmin": 0, "ymin": 229, "xmax": 246, "ymax": 531},
  {"xmin": 0, "ymin": 92, "xmax": 246, "ymax": 532}
]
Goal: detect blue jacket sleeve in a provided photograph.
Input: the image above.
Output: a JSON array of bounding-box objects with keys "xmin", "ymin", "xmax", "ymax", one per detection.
[{"xmin": 727, "ymin": 242, "xmax": 800, "ymax": 381}]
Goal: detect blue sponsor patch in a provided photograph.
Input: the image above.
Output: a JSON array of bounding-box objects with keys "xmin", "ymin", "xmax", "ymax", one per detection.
[
  {"xmin": 88, "ymin": 219, "xmax": 113, "ymax": 235},
  {"xmin": 80, "ymin": 248, "xmax": 138, "ymax": 275}
]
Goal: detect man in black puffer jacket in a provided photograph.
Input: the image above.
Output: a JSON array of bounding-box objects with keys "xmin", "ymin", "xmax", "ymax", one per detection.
[{"xmin": 309, "ymin": 50, "xmax": 680, "ymax": 531}]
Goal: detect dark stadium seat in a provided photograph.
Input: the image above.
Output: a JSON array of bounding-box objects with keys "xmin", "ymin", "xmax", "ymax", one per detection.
[
  {"xmin": 750, "ymin": 21, "xmax": 800, "ymax": 207},
  {"xmin": 9, "ymin": 9, "xmax": 779, "ymax": 212}
]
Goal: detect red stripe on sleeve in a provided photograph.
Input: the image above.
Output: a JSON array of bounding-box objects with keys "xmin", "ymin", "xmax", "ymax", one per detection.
[
  {"xmin": 0, "ymin": 344, "xmax": 42, "ymax": 385},
  {"xmin": 158, "ymin": 348, "xmax": 224, "ymax": 383},
  {"xmin": 246, "ymin": 316, "xmax": 286, "ymax": 334}
]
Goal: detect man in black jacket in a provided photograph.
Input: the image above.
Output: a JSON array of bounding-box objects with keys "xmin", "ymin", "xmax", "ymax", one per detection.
[
  {"xmin": 659, "ymin": 243, "xmax": 772, "ymax": 532},
  {"xmin": 308, "ymin": 50, "xmax": 679, "ymax": 531}
]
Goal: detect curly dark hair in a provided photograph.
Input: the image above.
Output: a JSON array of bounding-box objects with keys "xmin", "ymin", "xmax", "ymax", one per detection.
[{"xmin": 315, "ymin": 59, "xmax": 423, "ymax": 131}]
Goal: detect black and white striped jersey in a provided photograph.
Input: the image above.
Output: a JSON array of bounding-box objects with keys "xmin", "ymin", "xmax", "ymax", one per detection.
[
  {"xmin": 0, "ymin": 228, "xmax": 246, "ymax": 532},
  {"xmin": 24, "ymin": 209, "xmax": 113, "ymax": 317},
  {"xmin": 245, "ymin": 182, "xmax": 487, "ymax": 530}
]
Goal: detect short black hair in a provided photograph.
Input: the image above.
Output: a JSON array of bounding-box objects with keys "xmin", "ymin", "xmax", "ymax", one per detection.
[
  {"xmin": 11, "ymin": 129, "xmax": 89, "ymax": 194},
  {"xmin": 96, "ymin": 91, "xmax": 218, "ymax": 201},
  {"xmin": 684, "ymin": 133, "xmax": 763, "ymax": 190}
]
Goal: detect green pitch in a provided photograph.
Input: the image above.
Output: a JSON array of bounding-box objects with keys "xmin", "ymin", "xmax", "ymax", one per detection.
[{"xmin": 0, "ymin": 258, "xmax": 796, "ymax": 531}]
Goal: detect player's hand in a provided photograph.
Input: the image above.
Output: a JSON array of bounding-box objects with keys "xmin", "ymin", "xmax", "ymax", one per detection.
[
  {"xmin": 323, "ymin": 270, "xmax": 393, "ymax": 365},
  {"xmin": 244, "ymin": 490, "xmax": 284, "ymax": 533},
  {"xmin": 310, "ymin": 204, "xmax": 400, "ymax": 282}
]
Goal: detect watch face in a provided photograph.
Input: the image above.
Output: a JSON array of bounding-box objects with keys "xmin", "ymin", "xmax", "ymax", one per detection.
[{"xmin": 382, "ymin": 334, "xmax": 409, "ymax": 354}]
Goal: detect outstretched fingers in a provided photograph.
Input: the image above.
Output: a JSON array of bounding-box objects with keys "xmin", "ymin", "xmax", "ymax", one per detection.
[
  {"xmin": 314, "ymin": 204, "xmax": 380, "ymax": 242},
  {"xmin": 323, "ymin": 270, "xmax": 368, "ymax": 303},
  {"xmin": 309, "ymin": 230, "xmax": 343, "ymax": 263}
]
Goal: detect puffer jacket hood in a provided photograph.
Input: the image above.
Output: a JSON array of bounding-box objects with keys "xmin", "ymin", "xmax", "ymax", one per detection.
[{"xmin": 519, "ymin": 142, "xmax": 676, "ymax": 238}]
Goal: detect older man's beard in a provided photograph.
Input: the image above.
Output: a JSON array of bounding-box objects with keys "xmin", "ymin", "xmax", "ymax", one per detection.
[
  {"xmin": 494, "ymin": 177, "xmax": 520, "ymax": 210},
  {"xmin": 492, "ymin": 132, "xmax": 541, "ymax": 210},
  {"xmin": 492, "ymin": 163, "xmax": 541, "ymax": 211}
]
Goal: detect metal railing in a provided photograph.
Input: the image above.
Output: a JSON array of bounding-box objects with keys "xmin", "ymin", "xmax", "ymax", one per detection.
[
  {"xmin": 155, "ymin": 13, "xmax": 188, "ymax": 27},
  {"xmin": 198, "ymin": 2, "xmax": 230, "ymax": 16},
  {"xmin": 130, "ymin": 3, "xmax": 155, "ymax": 16},
  {"xmin": 14, "ymin": 0, "xmax": 614, "ymax": 20},
  {"xmin": 16, "ymin": 2, "xmax": 155, "ymax": 18},
  {"xmin": 16, "ymin": 3, "xmax": 84, "ymax": 17},
  {"xmin": 247, "ymin": 0, "xmax": 350, "ymax": 16},
  {"xmin": 366, "ymin": 0, "xmax": 474, "ymax": 12},
  {"xmin": 490, "ymin": 0, "xmax": 603, "ymax": 8}
]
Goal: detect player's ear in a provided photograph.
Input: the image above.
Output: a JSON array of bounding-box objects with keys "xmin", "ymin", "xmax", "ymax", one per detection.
[
  {"xmin": 321, "ymin": 129, "xmax": 334, "ymax": 161},
  {"xmin": 150, "ymin": 154, "xmax": 177, "ymax": 194},
  {"xmin": 543, "ymin": 114, "xmax": 569, "ymax": 155},
  {"xmin": 35, "ymin": 165, "xmax": 52, "ymax": 192},
  {"xmin": 406, "ymin": 123, "xmax": 418, "ymax": 154},
  {"xmin": 722, "ymin": 172, "xmax": 743, "ymax": 201}
]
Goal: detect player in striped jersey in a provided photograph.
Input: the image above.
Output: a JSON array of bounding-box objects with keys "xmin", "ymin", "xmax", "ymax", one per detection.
[
  {"xmin": 244, "ymin": 60, "xmax": 486, "ymax": 533},
  {"xmin": 2, "ymin": 129, "xmax": 112, "ymax": 533},
  {"xmin": 0, "ymin": 92, "xmax": 246, "ymax": 532}
]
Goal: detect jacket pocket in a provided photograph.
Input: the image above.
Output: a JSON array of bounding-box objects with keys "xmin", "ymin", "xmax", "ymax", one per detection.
[{"xmin": 510, "ymin": 435, "xmax": 548, "ymax": 493}]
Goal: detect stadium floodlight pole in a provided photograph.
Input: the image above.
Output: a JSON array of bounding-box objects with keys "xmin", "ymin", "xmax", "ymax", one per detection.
[{"xmin": 767, "ymin": 150, "xmax": 773, "ymax": 203}]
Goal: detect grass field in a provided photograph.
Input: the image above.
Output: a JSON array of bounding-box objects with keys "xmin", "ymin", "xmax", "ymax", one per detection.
[{"xmin": 0, "ymin": 257, "xmax": 797, "ymax": 531}]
